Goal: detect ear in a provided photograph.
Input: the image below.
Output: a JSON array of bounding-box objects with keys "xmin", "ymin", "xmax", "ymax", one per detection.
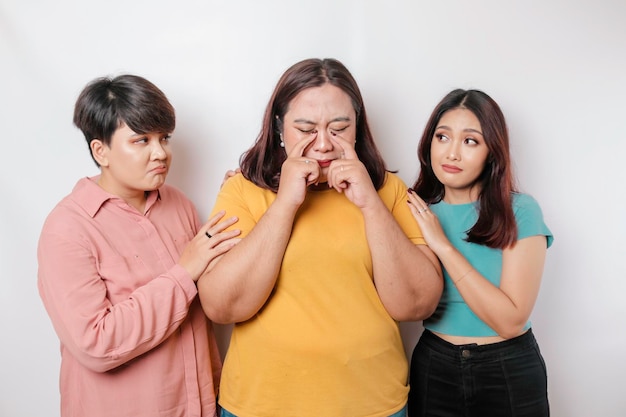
[{"xmin": 90, "ymin": 139, "xmax": 109, "ymax": 167}]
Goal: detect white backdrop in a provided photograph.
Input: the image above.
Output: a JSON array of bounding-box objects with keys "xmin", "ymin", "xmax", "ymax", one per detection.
[{"xmin": 1, "ymin": 1, "xmax": 625, "ymax": 416}]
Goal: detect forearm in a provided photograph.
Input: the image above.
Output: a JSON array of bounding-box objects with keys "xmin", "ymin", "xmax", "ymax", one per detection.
[
  {"xmin": 197, "ymin": 200, "xmax": 296, "ymax": 324},
  {"xmin": 362, "ymin": 200, "xmax": 443, "ymax": 321},
  {"xmin": 39, "ymin": 262, "xmax": 198, "ymax": 373},
  {"xmin": 436, "ymin": 246, "xmax": 534, "ymax": 338}
]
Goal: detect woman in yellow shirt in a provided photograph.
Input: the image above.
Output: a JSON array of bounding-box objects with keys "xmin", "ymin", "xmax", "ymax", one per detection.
[{"xmin": 197, "ymin": 58, "xmax": 442, "ymax": 417}]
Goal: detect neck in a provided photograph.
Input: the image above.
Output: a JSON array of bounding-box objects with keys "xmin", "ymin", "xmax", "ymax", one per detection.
[
  {"xmin": 443, "ymin": 185, "xmax": 481, "ymax": 204},
  {"xmin": 124, "ymin": 193, "xmax": 148, "ymax": 213},
  {"xmin": 96, "ymin": 176, "xmax": 148, "ymax": 213}
]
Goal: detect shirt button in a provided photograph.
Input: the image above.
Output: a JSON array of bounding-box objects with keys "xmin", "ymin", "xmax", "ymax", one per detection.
[{"xmin": 461, "ymin": 349, "xmax": 471, "ymax": 359}]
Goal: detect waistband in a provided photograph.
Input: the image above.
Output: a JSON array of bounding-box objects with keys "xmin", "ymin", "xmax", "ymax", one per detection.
[{"xmin": 420, "ymin": 328, "xmax": 538, "ymax": 359}]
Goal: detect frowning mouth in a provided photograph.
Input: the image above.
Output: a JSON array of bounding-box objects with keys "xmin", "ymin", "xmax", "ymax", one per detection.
[{"xmin": 150, "ymin": 165, "xmax": 168, "ymax": 174}]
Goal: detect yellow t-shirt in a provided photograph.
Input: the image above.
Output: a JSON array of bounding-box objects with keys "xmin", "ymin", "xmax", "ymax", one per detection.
[{"xmin": 213, "ymin": 172, "xmax": 425, "ymax": 417}]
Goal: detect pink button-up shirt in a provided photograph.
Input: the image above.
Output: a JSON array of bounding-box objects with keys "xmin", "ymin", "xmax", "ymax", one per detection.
[{"xmin": 38, "ymin": 177, "xmax": 221, "ymax": 417}]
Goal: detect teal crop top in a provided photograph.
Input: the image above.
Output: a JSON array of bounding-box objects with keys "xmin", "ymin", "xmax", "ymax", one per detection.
[{"xmin": 423, "ymin": 193, "xmax": 553, "ymax": 337}]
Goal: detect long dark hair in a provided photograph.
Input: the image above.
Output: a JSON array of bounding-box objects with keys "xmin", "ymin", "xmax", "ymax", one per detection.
[
  {"xmin": 412, "ymin": 89, "xmax": 518, "ymax": 249},
  {"xmin": 240, "ymin": 58, "xmax": 387, "ymax": 191}
]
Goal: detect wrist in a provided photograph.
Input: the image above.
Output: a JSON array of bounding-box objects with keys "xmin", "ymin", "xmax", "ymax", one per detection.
[
  {"xmin": 429, "ymin": 240, "xmax": 455, "ymax": 258},
  {"xmin": 359, "ymin": 196, "xmax": 387, "ymax": 217},
  {"xmin": 453, "ymin": 267, "xmax": 474, "ymax": 285}
]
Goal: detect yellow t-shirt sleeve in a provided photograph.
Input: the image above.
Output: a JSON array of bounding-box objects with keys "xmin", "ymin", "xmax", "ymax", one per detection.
[
  {"xmin": 208, "ymin": 173, "xmax": 270, "ymax": 239},
  {"xmin": 381, "ymin": 173, "xmax": 427, "ymax": 245}
]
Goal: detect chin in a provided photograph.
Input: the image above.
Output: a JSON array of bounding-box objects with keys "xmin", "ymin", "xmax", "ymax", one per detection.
[{"xmin": 147, "ymin": 181, "xmax": 166, "ymax": 191}]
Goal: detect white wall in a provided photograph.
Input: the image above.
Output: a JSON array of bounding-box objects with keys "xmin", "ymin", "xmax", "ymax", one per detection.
[{"xmin": 1, "ymin": 1, "xmax": 624, "ymax": 416}]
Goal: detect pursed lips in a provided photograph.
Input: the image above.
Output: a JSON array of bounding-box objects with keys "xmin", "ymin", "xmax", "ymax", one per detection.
[
  {"xmin": 149, "ymin": 165, "xmax": 168, "ymax": 174},
  {"xmin": 441, "ymin": 164, "xmax": 462, "ymax": 173},
  {"xmin": 316, "ymin": 159, "xmax": 334, "ymax": 168}
]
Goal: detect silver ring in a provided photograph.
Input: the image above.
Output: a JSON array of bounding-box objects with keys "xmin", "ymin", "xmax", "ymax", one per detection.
[
  {"xmin": 304, "ymin": 160, "xmax": 310, "ymax": 164},
  {"xmin": 340, "ymin": 165, "xmax": 344, "ymax": 171},
  {"xmin": 205, "ymin": 231, "xmax": 212, "ymax": 238}
]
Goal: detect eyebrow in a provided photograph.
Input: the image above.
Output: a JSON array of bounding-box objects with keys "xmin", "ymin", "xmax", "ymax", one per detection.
[
  {"xmin": 293, "ymin": 116, "xmax": 352, "ymax": 124},
  {"xmin": 436, "ymin": 125, "xmax": 484, "ymax": 136}
]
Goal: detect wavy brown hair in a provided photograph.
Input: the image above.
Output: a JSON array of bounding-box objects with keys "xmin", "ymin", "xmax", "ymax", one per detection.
[
  {"xmin": 412, "ymin": 89, "xmax": 518, "ymax": 249},
  {"xmin": 240, "ymin": 58, "xmax": 387, "ymax": 191}
]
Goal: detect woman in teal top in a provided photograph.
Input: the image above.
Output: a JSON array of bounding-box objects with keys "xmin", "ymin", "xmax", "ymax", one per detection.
[{"xmin": 406, "ymin": 89, "xmax": 553, "ymax": 417}]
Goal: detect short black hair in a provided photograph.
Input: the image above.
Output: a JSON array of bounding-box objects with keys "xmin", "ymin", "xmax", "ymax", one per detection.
[{"xmin": 73, "ymin": 74, "xmax": 175, "ymax": 166}]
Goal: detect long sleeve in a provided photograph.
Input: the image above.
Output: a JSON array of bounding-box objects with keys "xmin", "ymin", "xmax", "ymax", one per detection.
[
  {"xmin": 38, "ymin": 230, "xmax": 197, "ymax": 372},
  {"xmin": 37, "ymin": 178, "xmax": 220, "ymax": 417}
]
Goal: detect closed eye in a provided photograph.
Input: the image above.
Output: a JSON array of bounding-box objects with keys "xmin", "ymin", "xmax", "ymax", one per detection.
[{"xmin": 330, "ymin": 125, "xmax": 349, "ymax": 135}]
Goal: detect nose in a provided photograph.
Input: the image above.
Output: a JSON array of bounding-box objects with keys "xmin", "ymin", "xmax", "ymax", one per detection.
[
  {"xmin": 313, "ymin": 129, "xmax": 334, "ymax": 152},
  {"xmin": 447, "ymin": 141, "xmax": 461, "ymax": 160},
  {"xmin": 151, "ymin": 140, "xmax": 168, "ymax": 160}
]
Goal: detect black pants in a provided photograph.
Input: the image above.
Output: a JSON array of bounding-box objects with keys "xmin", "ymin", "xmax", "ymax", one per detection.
[{"xmin": 408, "ymin": 329, "xmax": 549, "ymax": 417}]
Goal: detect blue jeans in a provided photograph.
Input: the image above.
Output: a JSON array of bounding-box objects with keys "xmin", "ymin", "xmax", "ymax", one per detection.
[
  {"xmin": 221, "ymin": 404, "xmax": 407, "ymax": 417},
  {"xmin": 408, "ymin": 329, "xmax": 549, "ymax": 417}
]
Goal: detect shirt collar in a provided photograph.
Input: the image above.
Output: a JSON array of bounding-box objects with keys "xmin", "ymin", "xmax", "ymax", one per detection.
[{"xmin": 72, "ymin": 176, "xmax": 161, "ymax": 217}]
